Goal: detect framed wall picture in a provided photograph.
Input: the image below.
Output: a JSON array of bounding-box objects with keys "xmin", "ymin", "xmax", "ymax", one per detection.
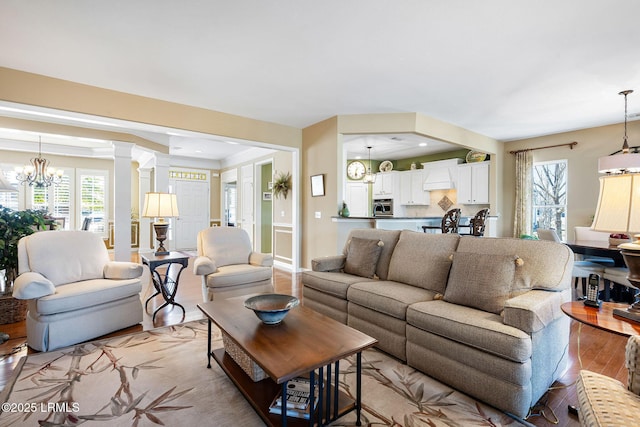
[
  {"xmin": 311, "ymin": 174, "xmax": 325, "ymax": 197},
  {"xmin": 263, "ymin": 192, "xmax": 272, "ymax": 201}
]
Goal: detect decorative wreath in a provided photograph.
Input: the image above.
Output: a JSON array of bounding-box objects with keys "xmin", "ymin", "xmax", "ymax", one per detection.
[{"xmin": 272, "ymin": 171, "xmax": 292, "ymax": 199}]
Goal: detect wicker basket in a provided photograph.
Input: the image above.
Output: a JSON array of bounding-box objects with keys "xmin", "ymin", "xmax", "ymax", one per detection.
[
  {"xmin": 222, "ymin": 333, "xmax": 267, "ymax": 382},
  {"xmin": 0, "ymin": 293, "xmax": 27, "ymax": 324}
]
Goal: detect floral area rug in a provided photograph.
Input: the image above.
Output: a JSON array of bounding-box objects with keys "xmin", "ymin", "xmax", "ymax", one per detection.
[{"xmin": 0, "ymin": 320, "xmax": 528, "ymax": 426}]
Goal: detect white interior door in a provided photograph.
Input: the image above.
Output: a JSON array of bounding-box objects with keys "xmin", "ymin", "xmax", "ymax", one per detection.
[
  {"xmin": 241, "ymin": 164, "xmax": 254, "ymax": 244},
  {"xmin": 175, "ymin": 180, "xmax": 210, "ymax": 250}
]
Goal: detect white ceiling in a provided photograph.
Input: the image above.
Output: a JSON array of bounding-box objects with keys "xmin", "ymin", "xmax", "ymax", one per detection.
[{"xmin": 1, "ymin": 1, "xmax": 639, "ymax": 162}]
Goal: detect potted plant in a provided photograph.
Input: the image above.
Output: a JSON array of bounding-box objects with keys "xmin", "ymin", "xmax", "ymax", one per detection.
[
  {"xmin": 0, "ymin": 206, "xmax": 52, "ymax": 290},
  {"xmin": 272, "ymin": 171, "xmax": 292, "ymax": 200}
]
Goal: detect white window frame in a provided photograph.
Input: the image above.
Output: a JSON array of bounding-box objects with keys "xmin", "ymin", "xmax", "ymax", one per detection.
[
  {"xmin": 76, "ymin": 168, "xmax": 109, "ymax": 235},
  {"xmin": 532, "ymin": 159, "xmax": 568, "ymax": 240}
]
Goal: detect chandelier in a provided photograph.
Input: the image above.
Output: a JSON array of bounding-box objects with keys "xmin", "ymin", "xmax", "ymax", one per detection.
[{"xmin": 16, "ymin": 137, "xmax": 63, "ymax": 187}]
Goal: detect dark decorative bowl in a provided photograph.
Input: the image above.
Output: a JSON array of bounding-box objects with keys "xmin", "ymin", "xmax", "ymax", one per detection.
[{"xmin": 244, "ymin": 294, "xmax": 300, "ymax": 325}]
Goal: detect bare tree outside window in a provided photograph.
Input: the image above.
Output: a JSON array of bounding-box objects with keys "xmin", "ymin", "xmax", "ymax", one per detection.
[{"xmin": 532, "ymin": 160, "xmax": 567, "ymax": 240}]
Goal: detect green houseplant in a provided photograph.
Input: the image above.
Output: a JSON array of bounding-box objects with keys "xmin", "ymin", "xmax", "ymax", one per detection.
[
  {"xmin": 272, "ymin": 171, "xmax": 292, "ymax": 200},
  {"xmin": 0, "ymin": 206, "xmax": 52, "ymax": 288}
]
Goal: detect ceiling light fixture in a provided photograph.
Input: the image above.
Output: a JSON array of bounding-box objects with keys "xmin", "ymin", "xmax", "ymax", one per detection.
[
  {"xmin": 15, "ymin": 136, "xmax": 63, "ymax": 188},
  {"xmin": 362, "ymin": 146, "xmax": 376, "ymax": 184},
  {"xmin": 598, "ymin": 90, "xmax": 640, "ymax": 174}
]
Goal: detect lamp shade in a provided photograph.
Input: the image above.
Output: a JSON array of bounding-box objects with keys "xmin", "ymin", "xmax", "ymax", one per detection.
[
  {"xmin": 591, "ymin": 174, "xmax": 640, "ymax": 234},
  {"xmin": 598, "ymin": 152, "xmax": 640, "ymax": 174},
  {"xmin": 142, "ymin": 192, "xmax": 179, "ymax": 218}
]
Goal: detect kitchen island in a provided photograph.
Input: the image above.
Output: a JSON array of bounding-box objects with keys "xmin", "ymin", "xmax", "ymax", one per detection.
[{"xmin": 332, "ymin": 215, "xmax": 479, "ymax": 252}]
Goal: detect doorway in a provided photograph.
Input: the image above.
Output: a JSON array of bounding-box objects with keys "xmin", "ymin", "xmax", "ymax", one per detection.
[{"xmin": 223, "ymin": 182, "xmax": 237, "ymax": 227}]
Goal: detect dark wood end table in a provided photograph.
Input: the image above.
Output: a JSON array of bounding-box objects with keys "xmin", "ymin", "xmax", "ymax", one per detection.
[
  {"xmin": 561, "ymin": 301, "xmax": 640, "ymax": 337},
  {"xmin": 198, "ymin": 299, "xmax": 377, "ymax": 427},
  {"xmin": 141, "ymin": 252, "xmax": 189, "ymax": 322}
]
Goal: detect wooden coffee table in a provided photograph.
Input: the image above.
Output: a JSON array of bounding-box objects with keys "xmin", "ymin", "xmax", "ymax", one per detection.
[{"xmin": 198, "ymin": 299, "xmax": 377, "ymax": 427}]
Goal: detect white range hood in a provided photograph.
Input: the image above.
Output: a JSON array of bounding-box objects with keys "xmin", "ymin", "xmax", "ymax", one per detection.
[{"xmin": 422, "ymin": 159, "xmax": 463, "ymax": 191}]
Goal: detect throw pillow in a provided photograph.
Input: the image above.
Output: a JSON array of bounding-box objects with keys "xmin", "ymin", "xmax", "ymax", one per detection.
[
  {"xmin": 343, "ymin": 237, "xmax": 384, "ymax": 279},
  {"xmin": 443, "ymin": 252, "xmax": 519, "ymax": 314}
]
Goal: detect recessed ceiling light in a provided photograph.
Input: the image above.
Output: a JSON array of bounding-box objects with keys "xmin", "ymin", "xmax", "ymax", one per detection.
[
  {"xmin": 355, "ymin": 155, "xmax": 362, "ymax": 159},
  {"xmin": 195, "ymin": 150, "xmax": 202, "ymax": 153},
  {"xmin": 226, "ymin": 141, "xmax": 239, "ymax": 145},
  {"xmin": 419, "ymin": 142, "xmax": 427, "ymax": 147}
]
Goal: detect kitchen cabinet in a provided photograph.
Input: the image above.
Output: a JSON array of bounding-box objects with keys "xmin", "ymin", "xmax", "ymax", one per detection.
[
  {"xmin": 373, "ymin": 171, "xmax": 398, "ymax": 198},
  {"xmin": 345, "ymin": 182, "xmax": 369, "ymax": 217},
  {"xmin": 457, "ymin": 161, "xmax": 489, "ymax": 204},
  {"xmin": 399, "ymin": 170, "xmax": 430, "ymax": 205}
]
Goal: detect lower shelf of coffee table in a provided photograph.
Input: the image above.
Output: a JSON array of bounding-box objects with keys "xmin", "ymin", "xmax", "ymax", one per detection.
[{"xmin": 212, "ymin": 348, "xmax": 356, "ymax": 426}]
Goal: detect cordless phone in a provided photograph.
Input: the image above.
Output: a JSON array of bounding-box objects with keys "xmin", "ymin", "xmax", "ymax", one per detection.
[{"xmin": 584, "ymin": 273, "xmax": 602, "ymax": 308}]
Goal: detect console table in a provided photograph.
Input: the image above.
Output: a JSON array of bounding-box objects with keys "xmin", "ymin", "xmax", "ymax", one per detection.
[{"xmin": 141, "ymin": 252, "xmax": 189, "ymax": 322}]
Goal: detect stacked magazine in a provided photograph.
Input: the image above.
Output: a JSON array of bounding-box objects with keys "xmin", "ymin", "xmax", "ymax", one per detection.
[{"xmin": 269, "ymin": 377, "xmax": 317, "ymax": 419}]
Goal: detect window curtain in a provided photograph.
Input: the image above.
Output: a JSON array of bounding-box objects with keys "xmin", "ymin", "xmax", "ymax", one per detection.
[{"xmin": 513, "ymin": 150, "xmax": 532, "ymax": 238}]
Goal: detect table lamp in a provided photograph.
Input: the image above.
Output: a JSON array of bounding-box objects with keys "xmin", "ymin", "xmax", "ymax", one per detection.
[
  {"xmin": 142, "ymin": 192, "xmax": 179, "ymax": 256},
  {"xmin": 592, "ymin": 90, "xmax": 640, "ymax": 322}
]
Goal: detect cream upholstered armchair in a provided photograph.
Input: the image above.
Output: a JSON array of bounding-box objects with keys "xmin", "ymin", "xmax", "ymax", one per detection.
[
  {"xmin": 576, "ymin": 334, "xmax": 640, "ymax": 426},
  {"xmin": 13, "ymin": 230, "xmax": 144, "ymax": 352},
  {"xmin": 194, "ymin": 227, "xmax": 273, "ymax": 301}
]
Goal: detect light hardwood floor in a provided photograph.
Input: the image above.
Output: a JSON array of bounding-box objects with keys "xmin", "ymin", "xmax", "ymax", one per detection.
[{"xmin": 0, "ymin": 258, "xmax": 628, "ymax": 427}]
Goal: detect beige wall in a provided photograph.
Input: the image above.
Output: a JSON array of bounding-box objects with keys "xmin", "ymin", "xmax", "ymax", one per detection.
[
  {"xmin": 0, "ymin": 67, "xmax": 301, "ymax": 148},
  {"xmin": 302, "ymin": 117, "xmax": 340, "ymax": 267},
  {"xmin": 501, "ymin": 120, "xmax": 640, "ymax": 239}
]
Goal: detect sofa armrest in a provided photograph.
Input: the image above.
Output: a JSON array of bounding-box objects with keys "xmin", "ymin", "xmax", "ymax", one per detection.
[
  {"xmin": 312, "ymin": 255, "xmax": 346, "ymax": 272},
  {"xmin": 193, "ymin": 256, "xmax": 217, "ymax": 276},
  {"xmin": 503, "ymin": 289, "xmax": 568, "ymax": 333},
  {"xmin": 104, "ymin": 262, "xmax": 144, "ymax": 280},
  {"xmin": 13, "ymin": 271, "xmax": 55, "ymax": 300},
  {"xmin": 250, "ymin": 252, "xmax": 273, "ymax": 267}
]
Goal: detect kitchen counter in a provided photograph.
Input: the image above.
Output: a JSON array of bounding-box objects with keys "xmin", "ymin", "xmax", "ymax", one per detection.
[{"xmin": 331, "ymin": 215, "xmax": 498, "ymax": 251}]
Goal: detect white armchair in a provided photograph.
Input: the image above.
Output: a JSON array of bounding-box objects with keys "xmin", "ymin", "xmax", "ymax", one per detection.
[
  {"xmin": 194, "ymin": 227, "xmax": 273, "ymax": 301},
  {"xmin": 13, "ymin": 230, "xmax": 143, "ymax": 351}
]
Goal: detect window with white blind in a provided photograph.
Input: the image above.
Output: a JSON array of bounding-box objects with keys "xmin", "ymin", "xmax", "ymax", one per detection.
[
  {"xmin": 0, "ymin": 168, "xmax": 20, "ymax": 210},
  {"xmin": 78, "ymin": 169, "xmax": 108, "ymax": 235}
]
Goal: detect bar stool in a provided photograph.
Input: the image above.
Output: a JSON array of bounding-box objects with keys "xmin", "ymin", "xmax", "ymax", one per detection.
[
  {"xmin": 458, "ymin": 208, "xmax": 489, "ymax": 237},
  {"xmin": 422, "ymin": 208, "xmax": 461, "ymax": 234}
]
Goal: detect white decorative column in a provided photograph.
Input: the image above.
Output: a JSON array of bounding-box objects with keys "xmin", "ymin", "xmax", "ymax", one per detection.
[
  {"xmin": 112, "ymin": 141, "xmax": 133, "ymax": 261},
  {"xmin": 138, "ymin": 167, "xmax": 153, "ymax": 253},
  {"xmin": 153, "ymin": 153, "xmax": 171, "ymax": 192}
]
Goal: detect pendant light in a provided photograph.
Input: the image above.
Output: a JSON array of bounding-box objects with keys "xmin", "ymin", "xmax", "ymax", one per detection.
[
  {"xmin": 362, "ymin": 145, "xmax": 376, "ymax": 184},
  {"xmin": 598, "ymin": 90, "xmax": 640, "ymax": 174}
]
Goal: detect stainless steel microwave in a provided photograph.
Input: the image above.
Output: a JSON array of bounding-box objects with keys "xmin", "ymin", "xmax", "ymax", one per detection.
[{"xmin": 373, "ymin": 199, "xmax": 393, "ymax": 217}]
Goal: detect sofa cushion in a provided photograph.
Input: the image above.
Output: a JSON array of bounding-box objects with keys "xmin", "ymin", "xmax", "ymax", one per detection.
[
  {"xmin": 348, "ymin": 280, "xmax": 437, "ymax": 320},
  {"xmin": 23, "ymin": 231, "xmax": 110, "ymax": 286},
  {"xmin": 387, "ymin": 231, "xmax": 459, "ymax": 293},
  {"xmin": 444, "ymin": 252, "xmax": 519, "ymax": 314},
  {"xmin": 344, "ymin": 237, "xmax": 383, "ymax": 278},
  {"xmin": 35, "ymin": 278, "xmax": 142, "ymax": 316},
  {"xmin": 199, "ymin": 227, "xmax": 252, "ymax": 268},
  {"xmin": 204, "ymin": 264, "xmax": 272, "ymax": 288},
  {"xmin": 302, "ymin": 271, "xmax": 377, "ymax": 299},
  {"xmin": 342, "ymin": 229, "xmax": 401, "ymax": 280},
  {"xmin": 455, "ymin": 236, "xmax": 573, "ymax": 292},
  {"xmin": 407, "ymin": 300, "xmax": 531, "ymax": 362}
]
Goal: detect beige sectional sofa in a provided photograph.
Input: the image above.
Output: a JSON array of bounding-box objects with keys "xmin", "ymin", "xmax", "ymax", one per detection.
[{"xmin": 302, "ymin": 228, "xmax": 574, "ymax": 419}]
